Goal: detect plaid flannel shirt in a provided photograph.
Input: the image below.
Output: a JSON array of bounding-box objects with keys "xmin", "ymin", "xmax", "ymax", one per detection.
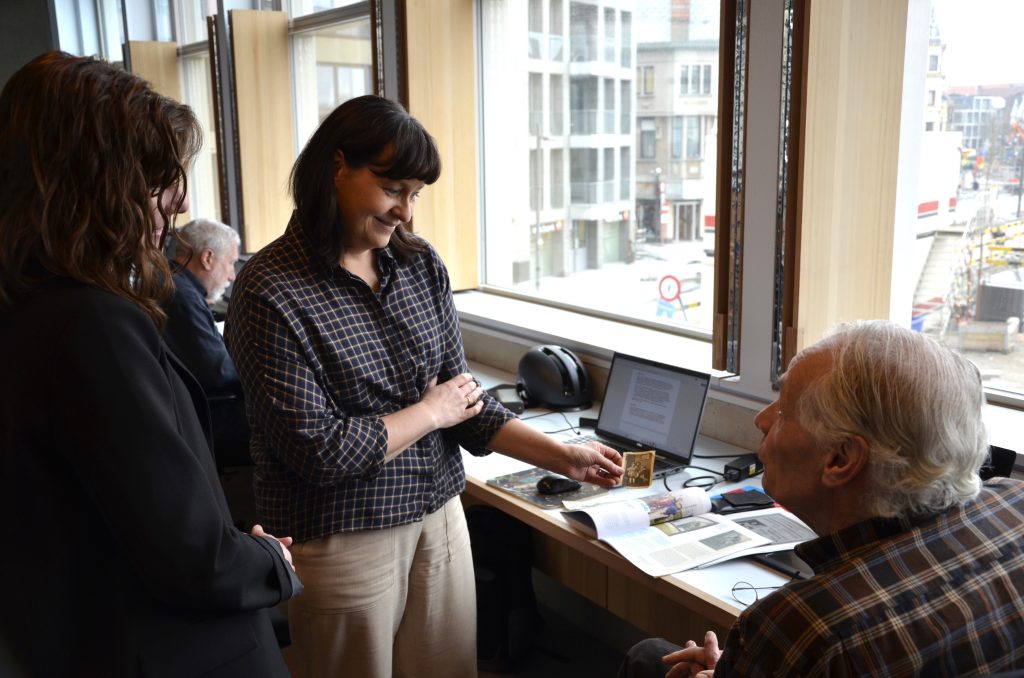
[
  {"xmin": 225, "ymin": 215, "xmax": 513, "ymax": 542},
  {"xmin": 715, "ymin": 477, "xmax": 1024, "ymax": 676}
]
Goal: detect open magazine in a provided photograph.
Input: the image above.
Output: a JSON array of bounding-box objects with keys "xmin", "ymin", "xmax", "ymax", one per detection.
[{"xmin": 561, "ymin": 487, "xmax": 815, "ymax": 577}]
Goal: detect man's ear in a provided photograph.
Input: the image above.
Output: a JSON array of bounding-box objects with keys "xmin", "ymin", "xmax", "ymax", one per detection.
[
  {"xmin": 198, "ymin": 248, "xmax": 216, "ymax": 271},
  {"xmin": 821, "ymin": 435, "xmax": 869, "ymax": 488}
]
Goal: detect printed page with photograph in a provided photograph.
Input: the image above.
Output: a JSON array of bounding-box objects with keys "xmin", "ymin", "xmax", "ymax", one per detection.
[
  {"xmin": 561, "ymin": 488, "xmax": 781, "ymax": 576},
  {"xmin": 698, "ymin": 507, "xmax": 818, "ymax": 568}
]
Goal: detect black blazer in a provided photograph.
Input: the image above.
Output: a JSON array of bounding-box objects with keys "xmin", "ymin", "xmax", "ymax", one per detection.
[{"xmin": 0, "ymin": 280, "xmax": 298, "ymax": 677}]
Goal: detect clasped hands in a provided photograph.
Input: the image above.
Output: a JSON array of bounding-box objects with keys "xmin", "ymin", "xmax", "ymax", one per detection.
[
  {"xmin": 663, "ymin": 631, "xmax": 721, "ymax": 678},
  {"xmin": 420, "ymin": 372, "xmax": 485, "ymax": 429},
  {"xmin": 251, "ymin": 524, "xmax": 296, "ymax": 571}
]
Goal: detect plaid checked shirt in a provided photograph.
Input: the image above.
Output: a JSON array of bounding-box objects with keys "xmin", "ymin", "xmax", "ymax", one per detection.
[
  {"xmin": 225, "ymin": 216, "xmax": 513, "ymax": 542},
  {"xmin": 715, "ymin": 477, "xmax": 1024, "ymax": 676}
]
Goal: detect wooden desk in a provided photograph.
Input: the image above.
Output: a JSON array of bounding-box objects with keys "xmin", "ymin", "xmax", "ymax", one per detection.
[{"xmin": 461, "ymin": 425, "xmax": 792, "ymax": 645}]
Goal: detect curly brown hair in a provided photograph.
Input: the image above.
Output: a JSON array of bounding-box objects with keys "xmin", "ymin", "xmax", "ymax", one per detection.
[{"xmin": 0, "ymin": 51, "xmax": 201, "ymax": 325}]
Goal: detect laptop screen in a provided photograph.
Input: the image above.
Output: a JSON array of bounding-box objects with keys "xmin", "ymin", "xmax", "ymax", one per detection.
[{"xmin": 595, "ymin": 353, "xmax": 711, "ymax": 465}]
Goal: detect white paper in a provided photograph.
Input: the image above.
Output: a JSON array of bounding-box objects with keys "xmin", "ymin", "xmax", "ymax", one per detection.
[
  {"xmin": 603, "ymin": 513, "xmax": 770, "ymax": 576},
  {"xmin": 698, "ymin": 507, "xmax": 817, "ymax": 566},
  {"xmin": 560, "ymin": 488, "xmax": 771, "ymax": 576}
]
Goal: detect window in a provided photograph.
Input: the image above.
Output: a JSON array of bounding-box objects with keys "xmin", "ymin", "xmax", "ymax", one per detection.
[
  {"xmin": 604, "ymin": 7, "xmax": 615, "ymax": 62},
  {"xmin": 177, "ymin": 0, "xmax": 219, "ymax": 44},
  {"xmin": 620, "ymin": 146, "xmax": 630, "ymax": 200},
  {"xmin": 53, "ymin": 0, "xmax": 123, "ymax": 62},
  {"xmin": 621, "ymin": 10, "xmax": 631, "ymax": 67},
  {"xmin": 530, "ymin": 73, "xmax": 544, "ymax": 134},
  {"xmin": 676, "ymin": 201, "xmax": 700, "ymax": 241},
  {"xmin": 471, "ymin": 0, "xmax": 1024, "ymax": 419},
  {"xmin": 52, "ymin": 0, "xmax": 372, "ymax": 248},
  {"xmin": 288, "ymin": 0, "xmax": 363, "ymax": 18},
  {"xmin": 529, "ymin": 149, "xmax": 540, "ymax": 210},
  {"xmin": 551, "ymin": 148, "xmax": 565, "ymax": 208},
  {"xmin": 685, "ymin": 115, "xmax": 701, "ymax": 158},
  {"xmin": 529, "ymin": 0, "xmax": 543, "ymax": 58},
  {"xmin": 908, "ymin": 0, "xmax": 1024, "ymax": 397},
  {"xmin": 549, "ymin": 0, "xmax": 564, "ymax": 60},
  {"xmin": 174, "ymin": 1, "xmax": 226, "ymax": 222},
  {"xmin": 639, "ymin": 64, "xmax": 654, "ymax": 96},
  {"xmin": 570, "ymin": 148, "xmax": 598, "ymax": 203},
  {"xmin": 620, "ymin": 79, "xmax": 631, "ymax": 132},
  {"xmin": 316, "ymin": 63, "xmax": 371, "ymax": 119},
  {"xmin": 290, "ymin": 12, "xmax": 373, "ymax": 151},
  {"xmin": 603, "ymin": 147, "xmax": 615, "ymax": 201},
  {"xmin": 669, "ymin": 115, "xmax": 701, "ymax": 160},
  {"xmin": 603, "ymin": 77, "xmax": 615, "ymax": 133},
  {"xmin": 550, "ymin": 75, "xmax": 564, "ymax": 134},
  {"xmin": 181, "ymin": 51, "xmax": 221, "ymax": 221},
  {"xmin": 639, "ymin": 117, "xmax": 656, "ymax": 159},
  {"xmin": 569, "ymin": 2, "xmax": 597, "ymax": 62},
  {"xmin": 570, "ymin": 75, "xmax": 598, "ymax": 134},
  {"xmin": 680, "ymin": 62, "xmax": 712, "ymax": 95},
  {"xmin": 478, "ymin": 0, "xmax": 720, "ymax": 334}
]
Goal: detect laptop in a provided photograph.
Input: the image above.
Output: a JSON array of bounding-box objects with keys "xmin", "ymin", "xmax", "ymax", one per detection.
[{"xmin": 565, "ymin": 352, "xmax": 711, "ymax": 478}]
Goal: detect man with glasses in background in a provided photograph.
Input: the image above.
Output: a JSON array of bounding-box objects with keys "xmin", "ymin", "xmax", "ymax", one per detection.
[
  {"xmin": 620, "ymin": 320, "xmax": 1024, "ymax": 677},
  {"xmin": 163, "ymin": 218, "xmax": 250, "ymax": 471}
]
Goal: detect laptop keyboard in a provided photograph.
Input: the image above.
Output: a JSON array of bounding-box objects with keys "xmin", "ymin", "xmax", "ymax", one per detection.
[{"xmin": 564, "ymin": 434, "xmax": 620, "ymax": 449}]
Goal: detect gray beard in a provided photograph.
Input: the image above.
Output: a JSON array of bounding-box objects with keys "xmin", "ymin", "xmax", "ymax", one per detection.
[{"xmin": 207, "ymin": 284, "xmax": 228, "ymax": 305}]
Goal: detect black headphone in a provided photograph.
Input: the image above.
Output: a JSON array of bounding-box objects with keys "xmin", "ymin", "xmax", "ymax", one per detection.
[{"xmin": 516, "ymin": 345, "xmax": 593, "ymax": 411}]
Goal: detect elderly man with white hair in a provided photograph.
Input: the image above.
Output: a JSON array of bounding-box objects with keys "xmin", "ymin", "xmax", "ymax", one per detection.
[
  {"xmin": 164, "ymin": 218, "xmax": 241, "ymax": 394},
  {"xmin": 163, "ymin": 218, "xmax": 249, "ymax": 471},
  {"xmin": 621, "ymin": 320, "xmax": 1024, "ymax": 677}
]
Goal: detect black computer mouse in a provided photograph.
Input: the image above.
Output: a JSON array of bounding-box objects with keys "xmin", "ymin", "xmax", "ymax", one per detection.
[{"xmin": 536, "ymin": 474, "xmax": 582, "ymax": 495}]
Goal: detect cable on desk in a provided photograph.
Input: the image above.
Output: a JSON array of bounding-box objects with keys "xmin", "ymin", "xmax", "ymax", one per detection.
[
  {"xmin": 662, "ymin": 464, "xmax": 725, "ymax": 492},
  {"xmin": 683, "ymin": 476, "xmax": 720, "ymax": 491},
  {"xmin": 541, "ymin": 425, "xmax": 581, "ymax": 435},
  {"xmin": 524, "ymin": 410, "xmax": 580, "ymax": 435}
]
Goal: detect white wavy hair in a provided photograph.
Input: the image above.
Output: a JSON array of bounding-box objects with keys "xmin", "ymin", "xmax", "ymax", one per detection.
[
  {"xmin": 177, "ymin": 218, "xmax": 239, "ymax": 258},
  {"xmin": 793, "ymin": 320, "xmax": 988, "ymax": 519}
]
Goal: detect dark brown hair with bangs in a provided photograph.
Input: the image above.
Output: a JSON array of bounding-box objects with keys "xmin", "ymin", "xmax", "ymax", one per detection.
[
  {"xmin": 290, "ymin": 94, "xmax": 441, "ymax": 265},
  {"xmin": 0, "ymin": 51, "xmax": 201, "ymax": 326}
]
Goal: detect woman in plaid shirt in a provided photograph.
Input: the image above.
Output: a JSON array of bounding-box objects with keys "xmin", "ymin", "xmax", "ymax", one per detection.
[{"xmin": 227, "ymin": 95, "xmax": 624, "ymax": 678}]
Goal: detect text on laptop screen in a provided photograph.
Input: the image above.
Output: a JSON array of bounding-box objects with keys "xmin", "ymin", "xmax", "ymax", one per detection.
[{"xmin": 597, "ymin": 354, "xmax": 710, "ymax": 464}]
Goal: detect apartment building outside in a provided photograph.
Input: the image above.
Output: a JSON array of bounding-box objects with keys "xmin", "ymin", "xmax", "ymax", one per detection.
[
  {"xmin": 481, "ymin": 0, "xmax": 636, "ymax": 287},
  {"xmin": 634, "ymin": 0, "xmax": 718, "ymax": 246}
]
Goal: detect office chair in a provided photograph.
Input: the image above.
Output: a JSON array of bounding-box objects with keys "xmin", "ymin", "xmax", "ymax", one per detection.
[{"xmin": 207, "ymin": 393, "xmax": 252, "ymax": 471}]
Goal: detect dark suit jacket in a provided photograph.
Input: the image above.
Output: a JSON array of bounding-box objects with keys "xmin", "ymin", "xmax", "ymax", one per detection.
[
  {"xmin": 163, "ymin": 268, "xmax": 251, "ymax": 469},
  {"xmin": 0, "ymin": 279, "xmax": 299, "ymax": 677},
  {"xmin": 163, "ymin": 267, "xmax": 240, "ymax": 397}
]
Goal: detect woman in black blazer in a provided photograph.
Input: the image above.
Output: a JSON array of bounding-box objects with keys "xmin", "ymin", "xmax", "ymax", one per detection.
[{"xmin": 0, "ymin": 52, "xmax": 301, "ymax": 677}]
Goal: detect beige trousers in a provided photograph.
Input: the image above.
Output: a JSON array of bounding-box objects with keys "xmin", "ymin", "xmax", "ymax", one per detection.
[{"xmin": 287, "ymin": 496, "xmax": 477, "ymax": 678}]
